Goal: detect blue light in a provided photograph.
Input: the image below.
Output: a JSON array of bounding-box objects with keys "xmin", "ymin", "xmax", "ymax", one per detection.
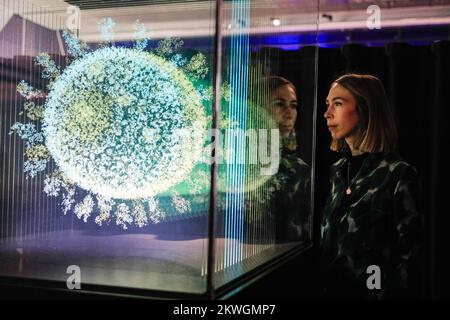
[{"xmin": 223, "ymin": 0, "xmax": 250, "ymax": 267}]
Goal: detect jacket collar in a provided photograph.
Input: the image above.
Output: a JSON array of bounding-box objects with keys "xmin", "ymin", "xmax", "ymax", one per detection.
[{"xmin": 332, "ymin": 152, "xmax": 389, "ymax": 180}]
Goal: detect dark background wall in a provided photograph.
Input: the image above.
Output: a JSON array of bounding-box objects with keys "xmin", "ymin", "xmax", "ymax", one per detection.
[{"xmin": 240, "ymin": 41, "xmax": 450, "ymax": 299}]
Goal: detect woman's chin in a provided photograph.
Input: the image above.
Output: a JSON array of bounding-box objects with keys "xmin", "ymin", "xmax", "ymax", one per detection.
[
  {"xmin": 280, "ymin": 126, "xmax": 293, "ymax": 134},
  {"xmin": 330, "ymin": 132, "xmax": 342, "ymax": 140}
]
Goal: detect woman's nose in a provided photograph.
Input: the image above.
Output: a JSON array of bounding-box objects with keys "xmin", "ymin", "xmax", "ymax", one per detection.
[
  {"xmin": 283, "ymin": 105, "xmax": 295, "ymax": 115},
  {"xmin": 324, "ymin": 106, "xmax": 332, "ymax": 119},
  {"xmin": 285, "ymin": 107, "xmax": 294, "ymax": 116}
]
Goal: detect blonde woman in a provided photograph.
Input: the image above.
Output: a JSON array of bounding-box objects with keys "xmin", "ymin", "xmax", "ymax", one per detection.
[{"xmin": 321, "ymin": 73, "xmax": 423, "ymax": 299}]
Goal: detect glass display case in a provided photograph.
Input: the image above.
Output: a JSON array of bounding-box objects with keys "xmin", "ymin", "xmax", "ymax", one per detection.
[{"xmin": 0, "ymin": 0, "xmax": 318, "ymax": 298}]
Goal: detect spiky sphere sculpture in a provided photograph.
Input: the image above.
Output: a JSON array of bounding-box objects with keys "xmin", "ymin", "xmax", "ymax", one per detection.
[{"xmin": 43, "ymin": 47, "xmax": 206, "ymax": 200}]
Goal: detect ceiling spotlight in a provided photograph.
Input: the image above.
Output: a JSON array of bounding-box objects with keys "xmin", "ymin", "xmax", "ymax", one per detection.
[{"xmin": 271, "ymin": 18, "xmax": 281, "ymax": 26}]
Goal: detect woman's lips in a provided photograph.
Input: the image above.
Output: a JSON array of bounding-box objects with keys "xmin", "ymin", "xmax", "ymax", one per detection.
[
  {"xmin": 280, "ymin": 124, "xmax": 294, "ymax": 131},
  {"xmin": 327, "ymin": 125, "xmax": 337, "ymax": 131}
]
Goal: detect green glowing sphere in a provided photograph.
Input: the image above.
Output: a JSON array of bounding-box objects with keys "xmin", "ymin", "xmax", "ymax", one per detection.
[{"xmin": 44, "ymin": 47, "xmax": 206, "ymax": 200}]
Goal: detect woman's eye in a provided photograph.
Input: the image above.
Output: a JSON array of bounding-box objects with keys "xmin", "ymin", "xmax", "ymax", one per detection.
[{"xmin": 335, "ymin": 102, "xmax": 342, "ymax": 106}]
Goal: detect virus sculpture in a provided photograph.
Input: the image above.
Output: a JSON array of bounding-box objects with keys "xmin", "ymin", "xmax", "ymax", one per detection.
[
  {"xmin": 10, "ymin": 19, "xmax": 281, "ymax": 229},
  {"xmin": 10, "ymin": 20, "xmax": 212, "ymax": 229}
]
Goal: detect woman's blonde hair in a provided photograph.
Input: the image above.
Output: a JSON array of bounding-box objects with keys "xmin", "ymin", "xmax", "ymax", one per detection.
[
  {"xmin": 250, "ymin": 75, "xmax": 297, "ymax": 107},
  {"xmin": 330, "ymin": 73, "xmax": 397, "ymax": 153},
  {"xmin": 264, "ymin": 76, "xmax": 297, "ymax": 96}
]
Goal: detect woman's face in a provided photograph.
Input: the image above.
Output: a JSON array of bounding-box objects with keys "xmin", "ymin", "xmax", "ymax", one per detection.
[
  {"xmin": 324, "ymin": 83, "xmax": 360, "ymax": 142},
  {"xmin": 268, "ymin": 84, "xmax": 298, "ymax": 136}
]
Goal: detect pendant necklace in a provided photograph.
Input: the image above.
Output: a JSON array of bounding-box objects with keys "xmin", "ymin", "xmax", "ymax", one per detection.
[{"xmin": 346, "ymin": 161, "xmax": 352, "ymax": 195}]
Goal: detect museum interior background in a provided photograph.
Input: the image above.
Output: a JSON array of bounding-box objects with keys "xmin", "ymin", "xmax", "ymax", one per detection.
[{"xmin": 1, "ymin": 0, "xmax": 450, "ymax": 299}]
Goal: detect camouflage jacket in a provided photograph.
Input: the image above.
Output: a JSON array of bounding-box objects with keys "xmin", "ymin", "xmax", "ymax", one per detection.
[
  {"xmin": 320, "ymin": 152, "xmax": 422, "ymax": 299},
  {"xmin": 268, "ymin": 145, "xmax": 311, "ymax": 242},
  {"xmin": 240, "ymin": 140, "xmax": 311, "ymax": 243}
]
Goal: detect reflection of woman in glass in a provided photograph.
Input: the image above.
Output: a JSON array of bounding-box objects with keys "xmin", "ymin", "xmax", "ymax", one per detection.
[
  {"xmin": 321, "ymin": 73, "xmax": 423, "ymax": 299},
  {"xmin": 265, "ymin": 76, "xmax": 298, "ymax": 149},
  {"xmin": 263, "ymin": 76, "xmax": 310, "ymax": 243}
]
